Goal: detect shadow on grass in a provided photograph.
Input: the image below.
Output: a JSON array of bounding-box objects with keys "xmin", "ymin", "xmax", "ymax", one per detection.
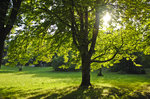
[
  {"xmin": 0, "ymin": 87, "xmax": 24, "ymax": 99},
  {"xmin": 27, "ymin": 86, "xmax": 150, "ymax": 99},
  {"xmin": 0, "ymin": 87, "xmax": 43, "ymax": 99},
  {"xmin": 0, "ymin": 85, "xmax": 150, "ymax": 99}
]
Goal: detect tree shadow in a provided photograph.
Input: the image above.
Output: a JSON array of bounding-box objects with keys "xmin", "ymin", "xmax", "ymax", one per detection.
[
  {"xmin": 59, "ymin": 86, "xmax": 126, "ymax": 99},
  {"xmin": 0, "ymin": 87, "xmax": 24, "ymax": 98},
  {"xmin": 0, "ymin": 85, "xmax": 149, "ymax": 99},
  {"xmin": 27, "ymin": 86, "xmax": 150, "ymax": 99},
  {"xmin": 0, "ymin": 87, "xmax": 43, "ymax": 99}
]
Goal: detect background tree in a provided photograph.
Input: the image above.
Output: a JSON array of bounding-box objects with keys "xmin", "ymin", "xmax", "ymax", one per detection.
[
  {"xmin": 0, "ymin": 0, "xmax": 22, "ymax": 68},
  {"xmin": 110, "ymin": 57, "xmax": 146, "ymax": 74},
  {"xmin": 6, "ymin": 0, "xmax": 150, "ymax": 87},
  {"xmin": 51, "ymin": 52, "xmax": 79, "ymax": 71},
  {"xmin": 142, "ymin": 55, "xmax": 150, "ymax": 68}
]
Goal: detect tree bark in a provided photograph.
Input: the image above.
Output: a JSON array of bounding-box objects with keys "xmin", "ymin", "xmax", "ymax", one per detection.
[
  {"xmin": 0, "ymin": 37, "xmax": 5, "ymax": 69},
  {"xmin": 0, "ymin": 1, "xmax": 9, "ymax": 68},
  {"xmin": 80, "ymin": 55, "xmax": 91, "ymax": 87},
  {"xmin": 70, "ymin": 0, "xmax": 100, "ymax": 88},
  {"xmin": 79, "ymin": 0, "xmax": 100, "ymax": 87}
]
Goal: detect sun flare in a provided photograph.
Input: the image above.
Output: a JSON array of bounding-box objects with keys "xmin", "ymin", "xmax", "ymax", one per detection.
[{"xmin": 103, "ymin": 12, "xmax": 111, "ymax": 27}]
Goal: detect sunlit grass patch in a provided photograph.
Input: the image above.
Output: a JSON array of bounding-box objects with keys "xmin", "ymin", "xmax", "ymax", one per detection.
[{"xmin": 0, "ymin": 66, "xmax": 150, "ymax": 98}]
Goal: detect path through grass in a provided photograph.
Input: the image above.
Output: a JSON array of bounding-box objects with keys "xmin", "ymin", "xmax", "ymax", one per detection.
[{"xmin": 0, "ymin": 66, "xmax": 150, "ymax": 99}]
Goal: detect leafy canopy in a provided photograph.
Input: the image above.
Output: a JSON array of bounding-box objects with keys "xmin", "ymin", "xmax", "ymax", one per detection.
[{"xmin": 6, "ymin": 0, "xmax": 150, "ymax": 69}]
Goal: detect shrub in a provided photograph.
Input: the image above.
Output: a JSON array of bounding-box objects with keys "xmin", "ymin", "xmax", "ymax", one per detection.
[
  {"xmin": 51, "ymin": 54, "xmax": 79, "ymax": 72},
  {"xmin": 110, "ymin": 58, "xmax": 146, "ymax": 74}
]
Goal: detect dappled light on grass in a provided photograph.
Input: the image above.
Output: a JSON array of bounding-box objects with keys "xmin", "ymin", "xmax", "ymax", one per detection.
[
  {"xmin": 0, "ymin": 66, "xmax": 150, "ymax": 98},
  {"xmin": 26, "ymin": 85, "xmax": 150, "ymax": 99}
]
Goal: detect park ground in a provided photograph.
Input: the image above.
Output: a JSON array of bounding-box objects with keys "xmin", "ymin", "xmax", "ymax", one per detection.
[{"xmin": 0, "ymin": 66, "xmax": 150, "ymax": 99}]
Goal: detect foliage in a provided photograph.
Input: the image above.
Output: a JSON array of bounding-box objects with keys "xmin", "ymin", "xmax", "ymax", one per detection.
[
  {"xmin": 141, "ymin": 55, "xmax": 150, "ymax": 68},
  {"xmin": 6, "ymin": 0, "xmax": 149, "ymax": 67},
  {"xmin": 51, "ymin": 52, "xmax": 80, "ymax": 71},
  {"xmin": 51, "ymin": 55, "xmax": 65, "ymax": 71},
  {"xmin": 110, "ymin": 58, "xmax": 146, "ymax": 74}
]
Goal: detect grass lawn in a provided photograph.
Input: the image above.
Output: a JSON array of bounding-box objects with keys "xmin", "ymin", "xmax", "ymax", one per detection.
[{"xmin": 0, "ymin": 66, "xmax": 150, "ymax": 99}]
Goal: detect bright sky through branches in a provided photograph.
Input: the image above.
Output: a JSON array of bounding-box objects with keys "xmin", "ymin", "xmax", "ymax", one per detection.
[{"xmin": 103, "ymin": 12, "xmax": 111, "ymax": 27}]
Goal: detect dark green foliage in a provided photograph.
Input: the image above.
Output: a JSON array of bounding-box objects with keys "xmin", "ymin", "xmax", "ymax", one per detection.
[
  {"xmin": 51, "ymin": 55, "xmax": 65, "ymax": 71},
  {"xmin": 142, "ymin": 55, "xmax": 150, "ymax": 68},
  {"xmin": 110, "ymin": 58, "xmax": 145, "ymax": 74},
  {"xmin": 51, "ymin": 54, "xmax": 79, "ymax": 72},
  {"xmin": 34, "ymin": 61, "xmax": 50, "ymax": 67}
]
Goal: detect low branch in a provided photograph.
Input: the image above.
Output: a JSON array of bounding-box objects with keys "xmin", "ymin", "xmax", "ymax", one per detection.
[
  {"xmin": 92, "ymin": 53, "xmax": 105, "ymax": 60},
  {"xmin": 91, "ymin": 51, "xmax": 118, "ymax": 63},
  {"xmin": 88, "ymin": 7, "xmax": 94, "ymax": 12},
  {"xmin": 92, "ymin": 44, "xmax": 113, "ymax": 60},
  {"xmin": 91, "ymin": 38, "xmax": 124, "ymax": 63},
  {"xmin": 91, "ymin": 51, "xmax": 121, "ymax": 63}
]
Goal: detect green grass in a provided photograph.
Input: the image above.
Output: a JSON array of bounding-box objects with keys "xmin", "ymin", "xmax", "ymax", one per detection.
[{"xmin": 0, "ymin": 66, "xmax": 150, "ymax": 99}]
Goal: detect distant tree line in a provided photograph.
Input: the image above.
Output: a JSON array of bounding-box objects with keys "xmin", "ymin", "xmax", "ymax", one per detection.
[{"xmin": 2, "ymin": 50, "xmax": 80, "ymax": 72}]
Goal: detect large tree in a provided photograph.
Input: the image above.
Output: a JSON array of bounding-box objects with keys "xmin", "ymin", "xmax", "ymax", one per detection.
[
  {"xmin": 0, "ymin": 0, "xmax": 22, "ymax": 68},
  {"xmin": 7, "ymin": 0, "xmax": 150, "ymax": 87}
]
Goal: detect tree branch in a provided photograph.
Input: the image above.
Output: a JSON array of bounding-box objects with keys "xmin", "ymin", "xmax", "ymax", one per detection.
[
  {"xmin": 91, "ymin": 43, "xmax": 113, "ymax": 60},
  {"xmin": 84, "ymin": 6, "xmax": 89, "ymax": 39},
  {"xmin": 91, "ymin": 37, "xmax": 124, "ymax": 63},
  {"xmin": 70, "ymin": 0, "xmax": 79, "ymax": 49},
  {"xmin": 92, "ymin": 53, "xmax": 105, "ymax": 60},
  {"xmin": 88, "ymin": 0, "xmax": 101, "ymax": 57},
  {"xmin": 40, "ymin": 5, "xmax": 72, "ymax": 28},
  {"xmin": 5, "ymin": 0, "xmax": 22, "ymax": 36},
  {"xmin": 90, "ymin": 50, "xmax": 118, "ymax": 63}
]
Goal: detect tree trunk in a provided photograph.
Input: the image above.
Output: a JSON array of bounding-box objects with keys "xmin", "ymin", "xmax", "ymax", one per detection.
[
  {"xmin": 0, "ymin": 0, "xmax": 22, "ymax": 68},
  {"xmin": 0, "ymin": 1, "xmax": 9, "ymax": 69},
  {"xmin": 0, "ymin": 37, "xmax": 5, "ymax": 69},
  {"xmin": 97, "ymin": 68, "xmax": 103, "ymax": 76},
  {"xmin": 80, "ymin": 55, "xmax": 91, "ymax": 87},
  {"xmin": 19, "ymin": 66, "xmax": 23, "ymax": 71}
]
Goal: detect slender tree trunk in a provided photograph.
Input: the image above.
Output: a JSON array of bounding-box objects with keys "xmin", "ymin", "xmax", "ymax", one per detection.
[
  {"xmin": 0, "ymin": 32, "xmax": 6, "ymax": 69},
  {"xmin": 19, "ymin": 65, "xmax": 23, "ymax": 71},
  {"xmin": 0, "ymin": 39, "xmax": 5, "ymax": 69},
  {"xmin": 97, "ymin": 68, "xmax": 103, "ymax": 76},
  {"xmin": 0, "ymin": 29, "xmax": 6, "ymax": 69}
]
